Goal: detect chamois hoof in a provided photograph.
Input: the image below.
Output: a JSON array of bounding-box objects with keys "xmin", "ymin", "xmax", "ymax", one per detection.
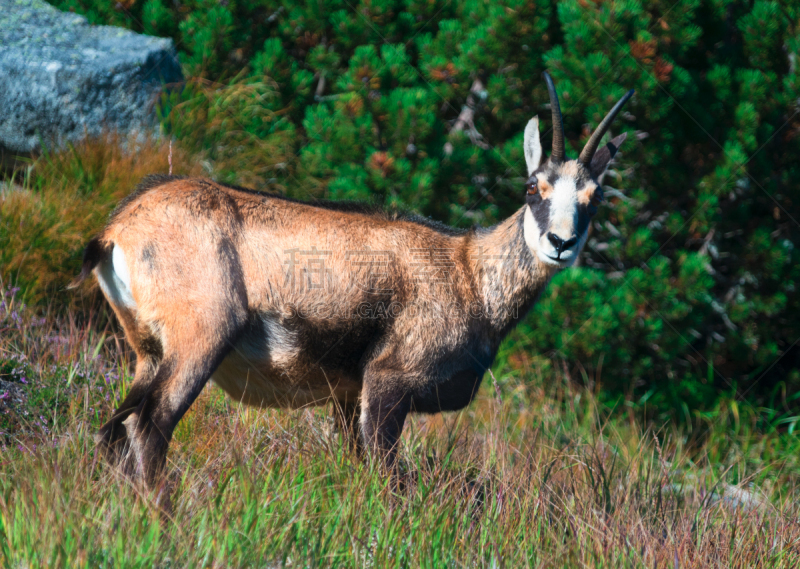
[
  {"xmin": 95, "ymin": 414, "xmax": 144, "ymax": 481},
  {"xmin": 95, "ymin": 417, "xmax": 130, "ymax": 464}
]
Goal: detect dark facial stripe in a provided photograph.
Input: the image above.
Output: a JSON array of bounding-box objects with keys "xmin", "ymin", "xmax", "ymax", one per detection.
[
  {"xmin": 526, "ymin": 192, "xmax": 551, "ymax": 235},
  {"xmin": 575, "ymin": 204, "xmax": 591, "ymax": 238}
]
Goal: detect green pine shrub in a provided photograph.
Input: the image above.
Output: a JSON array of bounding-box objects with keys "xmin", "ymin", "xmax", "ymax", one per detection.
[{"xmin": 38, "ymin": 0, "xmax": 800, "ymax": 419}]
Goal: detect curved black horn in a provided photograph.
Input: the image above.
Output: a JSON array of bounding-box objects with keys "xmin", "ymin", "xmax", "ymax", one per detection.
[
  {"xmin": 543, "ymin": 72, "xmax": 565, "ymax": 163},
  {"xmin": 579, "ymin": 89, "xmax": 635, "ymax": 165}
]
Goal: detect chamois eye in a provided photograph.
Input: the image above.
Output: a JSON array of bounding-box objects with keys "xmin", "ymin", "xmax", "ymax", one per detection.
[
  {"xmin": 526, "ymin": 180, "xmax": 538, "ymax": 196},
  {"xmin": 590, "ymin": 189, "xmax": 604, "ymax": 207}
]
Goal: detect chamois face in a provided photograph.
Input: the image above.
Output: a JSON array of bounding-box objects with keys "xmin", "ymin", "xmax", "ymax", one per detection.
[{"xmin": 520, "ymin": 116, "xmax": 625, "ymax": 268}]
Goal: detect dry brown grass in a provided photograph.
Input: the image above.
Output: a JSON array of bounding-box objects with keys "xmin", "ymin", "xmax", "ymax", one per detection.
[
  {"xmin": 2, "ymin": 296, "xmax": 800, "ymax": 567},
  {"xmin": 0, "ymin": 135, "xmax": 204, "ymax": 307}
]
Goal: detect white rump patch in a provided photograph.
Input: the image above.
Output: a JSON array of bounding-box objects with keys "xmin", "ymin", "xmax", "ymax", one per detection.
[{"xmin": 96, "ymin": 245, "xmax": 137, "ymax": 310}]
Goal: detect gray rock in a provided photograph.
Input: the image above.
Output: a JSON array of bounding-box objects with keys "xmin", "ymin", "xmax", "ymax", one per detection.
[{"xmin": 0, "ymin": 0, "xmax": 182, "ymax": 155}]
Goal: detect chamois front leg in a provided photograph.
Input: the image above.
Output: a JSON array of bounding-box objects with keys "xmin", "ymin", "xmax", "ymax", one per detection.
[{"xmin": 360, "ymin": 371, "xmax": 411, "ymax": 472}]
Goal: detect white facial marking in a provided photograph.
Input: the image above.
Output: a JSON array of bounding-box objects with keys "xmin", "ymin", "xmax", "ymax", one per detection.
[
  {"xmin": 536, "ymin": 176, "xmax": 582, "ymax": 267},
  {"xmin": 550, "ymin": 177, "xmax": 579, "ymax": 236},
  {"xmin": 96, "ymin": 245, "xmax": 137, "ymax": 309},
  {"xmin": 523, "ymin": 206, "xmax": 540, "ymax": 253}
]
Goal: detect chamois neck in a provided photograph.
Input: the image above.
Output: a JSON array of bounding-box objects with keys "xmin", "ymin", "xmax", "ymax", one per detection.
[{"xmin": 467, "ymin": 206, "xmax": 557, "ymax": 342}]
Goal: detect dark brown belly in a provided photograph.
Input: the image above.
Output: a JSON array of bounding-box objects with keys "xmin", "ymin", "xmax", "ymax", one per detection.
[{"xmin": 409, "ymin": 369, "xmax": 484, "ymax": 413}]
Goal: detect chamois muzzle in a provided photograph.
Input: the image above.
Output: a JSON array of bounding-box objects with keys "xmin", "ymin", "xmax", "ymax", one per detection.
[{"xmin": 547, "ymin": 233, "xmax": 577, "ymax": 257}]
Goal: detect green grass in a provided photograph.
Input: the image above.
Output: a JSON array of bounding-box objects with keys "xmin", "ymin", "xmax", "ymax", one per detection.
[{"xmin": 2, "ymin": 284, "xmax": 800, "ymax": 567}]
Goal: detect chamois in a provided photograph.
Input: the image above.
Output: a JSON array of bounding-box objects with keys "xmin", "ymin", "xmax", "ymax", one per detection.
[{"xmin": 72, "ymin": 73, "xmax": 633, "ymax": 485}]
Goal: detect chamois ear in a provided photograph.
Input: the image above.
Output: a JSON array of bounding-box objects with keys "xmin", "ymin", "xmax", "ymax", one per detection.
[
  {"xmin": 523, "ymin": 117, "xmax": 542, "ymax": 176},
  {"xmin": 589, "ymin": 132, "xmax": 627, "ymax": 183}
]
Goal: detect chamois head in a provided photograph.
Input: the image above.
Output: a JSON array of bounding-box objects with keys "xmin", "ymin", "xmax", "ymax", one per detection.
[{"xmin": 522, "ymin": 72, "xmax": 634, "ymax": 267}]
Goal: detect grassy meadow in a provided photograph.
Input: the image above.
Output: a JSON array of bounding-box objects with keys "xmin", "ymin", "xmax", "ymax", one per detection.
[
  {"xmin": 2, "ymin": 140, "xmax": 800, "ymax": 566},
  {"xmin": 3, "ymin": 279, "xmax": 800, "ymax": 567},
  {"xmin": 3, "ymin": 0, "xmax": 800, "ymax": 562},
  {"xmin": 0, "ymin": 134, "xmax": 798, "ymax": 567}
]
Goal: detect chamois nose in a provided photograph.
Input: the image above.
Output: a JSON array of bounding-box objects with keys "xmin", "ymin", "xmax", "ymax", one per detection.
[{"xmin": 547, "ymin": 233, "xmax": 577, "ymax": 256}]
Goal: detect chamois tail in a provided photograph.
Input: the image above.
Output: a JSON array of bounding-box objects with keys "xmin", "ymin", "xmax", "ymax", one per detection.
[{"xmin": 68, "ymin": 235, "xmax": 110, "ymax": 289}]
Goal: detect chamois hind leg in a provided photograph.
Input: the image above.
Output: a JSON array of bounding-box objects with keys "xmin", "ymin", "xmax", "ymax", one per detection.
[
  {"xmin": 97, "ymin": 302, "xmax": 244, "ymax": 485},
  {"xmin": 114, "ymin": 332, "xmax": 237, "ymax": 486},
  {"xmin": 96, "ymin": 353, "xmax": 160, "ymax": 469}
]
